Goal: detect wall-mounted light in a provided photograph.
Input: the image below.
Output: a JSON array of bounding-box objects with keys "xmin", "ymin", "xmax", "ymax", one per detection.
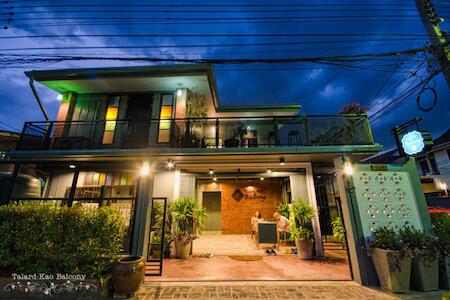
[
  {"xmin": 209, "ymin": 169, "xmax": 214, "ymax": 175},
  {"xmin": 343, "ymin": 162, "xmax": 353, "ymax": 176},
  {"xmin": 69, "ymin": 164, "xmax": 76, "ymax": 169},
  {"xmin": 166, "ymin": 160, "xmax": 175, "ymax": 170},
  {"xmin": 176, "ymin": 89, "xmax": 183, "ymax": 97},
  {"xmin": 279, "ymin": 158, "xmax": 285, "ymax": 166},
  {"xmin": 140, "ymin": 162, "xmax": 150, "ymax": 176},
  {"xmin": 57, "ymin": 94, "xmax": 63, "ymax": 101}
]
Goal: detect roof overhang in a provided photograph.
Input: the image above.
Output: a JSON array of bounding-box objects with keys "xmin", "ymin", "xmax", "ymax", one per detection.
[{"xmin": 25, "ymin": 64, "xmax": 220, "ymax": 107}]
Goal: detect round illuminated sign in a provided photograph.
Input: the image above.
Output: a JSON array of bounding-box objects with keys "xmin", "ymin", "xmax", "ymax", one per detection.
[{"xmin": 401, "ymin": 130, "xmax": 425, "ymax": 155}]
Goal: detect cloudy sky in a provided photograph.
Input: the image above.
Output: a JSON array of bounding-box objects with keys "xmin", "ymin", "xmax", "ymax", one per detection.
[{"xmin": 0, "ymin": 0, "xmax": 449, "ymax": 148}]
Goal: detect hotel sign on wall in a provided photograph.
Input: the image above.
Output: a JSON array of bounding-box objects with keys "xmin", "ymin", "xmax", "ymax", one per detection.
[
  {"xmin": 353, "ymin": 171, "xmax": 423, "ymax": 238},
  {"xmin": 232, "ymin": 187, "xmax": 267, "ymax": 202}
]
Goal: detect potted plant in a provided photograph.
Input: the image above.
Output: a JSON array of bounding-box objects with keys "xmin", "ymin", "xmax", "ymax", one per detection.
[
  {"xmin": 224, "ymin": 122, "xmax": 247, "ymax": 147},
  {"xmin": 368, "ymin": 226, "xmax": 411, "ymax": 293},
  {"xmin": 170, "ymin": 197, "xmax": 206, "ymax": 259},
  {"xmin": 182, "ymin": 131, "xmax": 202, "ymax": 148},
  {"xmin": 400, "ymin": 226, "xmax": 440, "ymax": 291},
  {"xmin": 150, "ymin": 235, "xmax": 162, "ymax": 258},
  {"xmin": 289, "ymin": 200, "xmax": 315, "ymax": 259},
  {"xmin": 432, "ymin": 213, "xmax": 450, "ymax": 289}
]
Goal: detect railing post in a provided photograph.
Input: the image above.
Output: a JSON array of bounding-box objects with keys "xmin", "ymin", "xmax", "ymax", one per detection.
[
  {"xmin": 185, "ymin": 118, "xmax": 191, "ymax": 137},
  {"xmin": 364, "ymin": 115, "xmax": 374, "ymax": 145},
  {"xmin": 216, "ymin": 118, "xmax": 220, "ymax": 148},
  {"xmin": 273, "ymin": 117, "xmax": 280, "ymax": 146},
  {"xmin": 44, "ymin": 121, "xmax": 53, "ymax": 150},
  {"xmin": 305, "ymin": 117, "xmax": 311, "ymax": 145},
  {"xmin": 6, "ymin": 162, "xmax": 20, "ymax": 204},
  {"xmin": 68, "ymin": 166, "xmax": 80, "ymax": 208},
  {"xmin": 16, "ymin": 122, "xmax": 28, "ymax": 150}
]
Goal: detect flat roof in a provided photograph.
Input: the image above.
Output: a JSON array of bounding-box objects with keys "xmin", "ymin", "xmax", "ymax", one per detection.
[{"xmin": 25, "ymin": 64, "xmax": 300, "ymax": 114}]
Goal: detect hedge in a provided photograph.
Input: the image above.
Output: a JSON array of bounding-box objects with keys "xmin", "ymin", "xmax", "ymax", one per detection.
[{"xmin": 0, "ymin": 205, "xmax": 126, "ymax": 279}]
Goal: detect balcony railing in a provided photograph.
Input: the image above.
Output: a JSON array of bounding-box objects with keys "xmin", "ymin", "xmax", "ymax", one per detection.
[{"xmin": 16, "ymin": 115, "xmax": 374, "ymax": 151}]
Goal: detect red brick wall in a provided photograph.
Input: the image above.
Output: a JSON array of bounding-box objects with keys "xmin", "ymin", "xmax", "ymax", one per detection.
[{"xmin": 218, "ymin": 179, "xmax": 283, "ymax": 234}]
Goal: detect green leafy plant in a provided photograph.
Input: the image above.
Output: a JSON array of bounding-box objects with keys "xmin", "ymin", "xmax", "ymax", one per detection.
[
  {"xmin": 399, "ymin": 226, "xmax": 440, "ymax": 265},
  {"xmin": 289, "ymin": 200, "xmax": 315, "ymax": 241},
  {"xmin": 369, "ymin": 226, "xmax": 404, "ymax": 251},
  {"xmin": 331, "ymin": 217, "xmax": 345, "ymax": 243},
  {"xmin": 232, "ymin": 122, "xmax": 248, "ymax": 140},
  {"xmin": 170, "ymin": 197, "xmax": 207, "ymax": 242},
  {"xmin": 276, "ymin": 202, "xmax": 290, "ymax": 218},
  {"xmin": 186, "ymin": 89, "xmax": 207, "ymax": 119},
  {"xmin": 431, "ymin": 213, "xmax": 450, "ymax": 258},
  {"xmin": 290, "ymin": 226, "xmax": 314, "ymax": 240},
  {"xmin": 151, "ymin": 235, "xmax": 162, "ymax": 250},
  {"xmin": 0, "ymin": 205, "xmax": 125, "ymax": 279}
]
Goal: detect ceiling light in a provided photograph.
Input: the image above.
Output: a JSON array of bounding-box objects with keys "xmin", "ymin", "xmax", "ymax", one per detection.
[
  {"xmin": 140, "ymin": 162, "xmax": 150, "ymax": 176},
  {"xmin": 267, "ymin": 168, "xmax": 272, "ymax": 174},
  {"xmin": 279, "ymin": 158, "xmax": 285, "ymax": 166},
  {"xmin": 176, "ymin": 89, "xmax": 183, "ymax": 97},
  {"xmin": 213, "ymin": 176, "xmax": 218, "ymax": 181},
  {"xmin": 343, "ymin": 162, "xmax": 353, "ymax": 176},
  {"xmin": 167, "ymin": 160, "xmax": 174, "ymax": 169},
  {"xmin": 69, "ymin": 164, "xmax": 76, "ymax": 169},
  {"xmin": 260, "ymin": 177, "xmax": 265, "ymax": 181},
  {"xmin": 209, "ymin": 169, "xmax": 214, "ymax": 175}
]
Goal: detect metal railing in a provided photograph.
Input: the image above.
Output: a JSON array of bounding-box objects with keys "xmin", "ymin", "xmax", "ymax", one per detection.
[{"xmin": 16, "ymin": 115, "xmax": 374, "ymax": 151}]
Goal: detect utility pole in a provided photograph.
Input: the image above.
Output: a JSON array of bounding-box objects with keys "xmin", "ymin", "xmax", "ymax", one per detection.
[{"xmin": 415, "ymin": 0, "xmax": 450, "ymax": 89}]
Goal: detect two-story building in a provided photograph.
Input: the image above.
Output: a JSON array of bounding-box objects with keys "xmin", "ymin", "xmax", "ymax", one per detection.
[{"xmin": 4, "ymin": 64, "xmax": 382, "ymax": 279}]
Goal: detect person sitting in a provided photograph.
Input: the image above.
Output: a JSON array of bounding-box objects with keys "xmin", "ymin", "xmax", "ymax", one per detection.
[
  {"xmin": 251, "ymin": 211, "xmax": 264, "ymax": 240},
  {"xmin": 273, "ymin": 212, "xmax": 291, "ymax": 243}
]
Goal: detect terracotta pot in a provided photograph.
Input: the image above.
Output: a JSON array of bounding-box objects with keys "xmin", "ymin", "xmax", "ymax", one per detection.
[
  {"xmin": 411, "ymin": 257, "xmax": 439, "ymax": 291},
  {"xmin": 112, "ymin": 256, "xmax": 145, "ymax": 296},
  {"xmin": 175, "ymin": 236, "xmax": 191, "ymax": 259},
  {"xmin": 371, "ymin": 247, "xmax": 411, "ymax": 293},
  {"xmin": 151, "ymin": 249, "xmax": 161, "ymax": 259},
  {"xmin": 439, "ymin": 256, "xmax": 450, "ymax": 290},
  {"xmin": 295, "ymin": 238, "xmax": 314, "ymax": 260}
]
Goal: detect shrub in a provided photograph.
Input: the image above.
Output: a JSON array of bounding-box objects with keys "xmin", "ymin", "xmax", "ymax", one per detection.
[
  {"xmin": 369, "ymin": 226, "xmax": 403, "ymax": 251},
  {"xmin": 290, "ymin": 200, "xmax": 316, "ymax": 241},
  {"xmin": 399, "ymin": 226, "xmax": 441, "ymax": 264},
  {"xmin": 0, "ymin": 205, "xmax": 125, "ymax": 279},
  {"xmin": 431, "ymin": 213, "xmax": 450, "ymax": 257}
]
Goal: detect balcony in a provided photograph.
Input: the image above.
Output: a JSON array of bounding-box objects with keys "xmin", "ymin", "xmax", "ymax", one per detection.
[{"xmin": 16, "ymin": 115, "xmax": 374, "ymax": 152}]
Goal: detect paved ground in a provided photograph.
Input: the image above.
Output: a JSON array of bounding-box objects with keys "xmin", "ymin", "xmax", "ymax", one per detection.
[
  {"xmin": 136, "ymin": 281, "xmax": 448, "ymax": 300},
  {"xmin": 145, "ymin": 255, "xmax": 351, "ymax": 281}
]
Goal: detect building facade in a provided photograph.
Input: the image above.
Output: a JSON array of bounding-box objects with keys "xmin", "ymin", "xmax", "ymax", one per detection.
[{"xmin": 4, "ymin": 64, "xmax": 382, "ymax": 269}]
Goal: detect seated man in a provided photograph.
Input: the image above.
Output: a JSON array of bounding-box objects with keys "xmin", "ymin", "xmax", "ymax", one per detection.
[{"xmin": 273, "ymin": 212, "xmax": 291, "ymax": 243}]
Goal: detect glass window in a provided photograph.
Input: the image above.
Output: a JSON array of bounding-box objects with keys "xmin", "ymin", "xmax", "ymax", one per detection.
[
  {"xmin": 419, "ymin": 160, "xmax": 430, "ymax": 176},
  {"xmin": 102, "ymin": 96, "xmax": 120, "ymax": 144},
  {"xmin": 158, "ymin": 94, "xmax": 174, "ymax": 143},
  {"xmin": 428, "ymin": 153, "xmax": 440, "ymax": 175}
]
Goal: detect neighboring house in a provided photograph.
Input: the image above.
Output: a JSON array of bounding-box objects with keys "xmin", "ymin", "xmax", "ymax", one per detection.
[
  {"xmin": 4, "ymin": 64, "xmax": 381, "ymax": 263},
  {"xmin": 0, "ymin": 130, "xmax": 20, "ymax": 161},
  {"xmin": 363, "ymin": 129, "xmax": 450, "ymax": 212}
]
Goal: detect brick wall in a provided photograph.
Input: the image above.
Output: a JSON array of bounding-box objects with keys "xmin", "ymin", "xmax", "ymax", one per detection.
[{"xmin": 217, "ymin": 179, "xmax": 283, "ymax": 234}]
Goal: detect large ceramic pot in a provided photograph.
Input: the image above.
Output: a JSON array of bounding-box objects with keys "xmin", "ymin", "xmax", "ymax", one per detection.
[
  {"xmin": 112, "ymin": 256, "xmax": 145, "ymax": 296},
  {"xmin": 411, "ymin": 257, "xmax": 439, "ymax": 291},
  {"xmin": 440, "ymin": 256, "xmax": 450, "ymax": 290},
  {"xmin": 371, "ymin": 247, "xmax": 411, "ymax": 293},
  {"xmin": 295, "ymin": 238, "xmax": 314, "ymax": 260},
  {"xmin": 175, "ymin": 236, "xmax": 191, "ymax": 259}
]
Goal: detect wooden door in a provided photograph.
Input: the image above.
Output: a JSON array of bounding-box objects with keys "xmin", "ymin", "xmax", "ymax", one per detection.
[{"xmin": 203, "ymin": 191, "xmax": 221, "ymax": 231}]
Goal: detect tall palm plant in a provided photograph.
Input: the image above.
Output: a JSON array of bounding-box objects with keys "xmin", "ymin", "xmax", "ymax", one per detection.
[{"xmin": 170, "ymin": 197, "xmax": 206, "ymax": 241}]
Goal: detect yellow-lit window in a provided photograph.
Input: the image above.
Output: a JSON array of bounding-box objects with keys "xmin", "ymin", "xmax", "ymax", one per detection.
[
  {"xmin": 102, "ymin": 97, "xmax": 120, "ymax": 144},
  {"xmin": 158, "ymin": 94, "xmax": 174, "ymax": 143}
]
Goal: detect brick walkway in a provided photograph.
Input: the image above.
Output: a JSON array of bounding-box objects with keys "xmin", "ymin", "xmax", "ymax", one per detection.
[{"xmin": 136, "ymin": 281, "xmax": 399, "ymax": 300}]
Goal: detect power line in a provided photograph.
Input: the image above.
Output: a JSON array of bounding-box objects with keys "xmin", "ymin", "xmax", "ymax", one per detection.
[
  {"xmin": 0, "ymin": 33, "xmax": 432, "ymax": 40},
  {"xmin": 0, "ymin": 38, "xmax": 433, "ymax": 52}
]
